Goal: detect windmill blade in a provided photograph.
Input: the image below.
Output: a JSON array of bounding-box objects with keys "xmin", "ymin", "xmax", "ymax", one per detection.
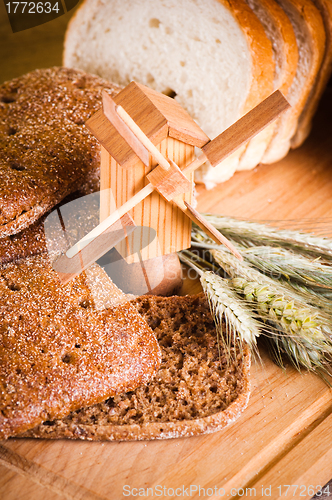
[
  {"xmin": 179, "ymin": 201, "xmax": 242, "ymax": 260},
  {"xmin": 202, "ymin": 90, "xmax": 290, "ymax": 168},
  {"xmin": 53, "ymin": 213, "xmax": 136, "ymax": 285}
]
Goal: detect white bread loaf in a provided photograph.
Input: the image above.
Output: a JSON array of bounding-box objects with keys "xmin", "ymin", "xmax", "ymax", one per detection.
[
  {"xmin": 63, "ymin": 0, "xmax": 274, "ymax": 185},
  {"xmin": 262, "ymin": 0, "xmax": 325, "ymax": 163}
]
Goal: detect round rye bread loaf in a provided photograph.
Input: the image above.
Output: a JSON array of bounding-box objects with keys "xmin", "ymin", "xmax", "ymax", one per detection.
[{"xmin": 0, "ymin": 67, "xmax": 121, "ymax": 238}]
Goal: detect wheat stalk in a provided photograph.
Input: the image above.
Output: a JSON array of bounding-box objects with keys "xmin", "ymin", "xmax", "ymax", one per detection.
[
  {"xmin": 209, "ymin": 248, "xmax": 332, "ymax": 374},
  {"xmin": 280, "ymin": 281, "xmax": 332, "ymax": 312},
  {"xmin": 187, "ymin": 217, "xmax": 332, "ymax": 378},
  {"xmin": 201, "ymin": 214, "xmax": 332, "ymax": 260},
  {"xmin": 241, "ymin": 246, "xmax": 332, "ymax": 289},
  {"xmin": 179, "ymin": 252, "xmax": 261, "ymax": 358}
]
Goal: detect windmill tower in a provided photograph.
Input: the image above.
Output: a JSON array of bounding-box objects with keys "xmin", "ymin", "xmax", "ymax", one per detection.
[{"xmin": 86, "ymin": 81, "xmax": 209, "ymax": 263}]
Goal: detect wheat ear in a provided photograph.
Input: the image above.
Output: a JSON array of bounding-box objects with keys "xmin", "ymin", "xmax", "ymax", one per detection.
[
  {"xmin": 209, "ymin": 248, "xmax": 332, "ymax": 374},
  {"xmin": 179, "ymin": 252, "xmax": 261, "ymax": 358},
  {"xmin": 201, "ymin": 215, "xmax": 332, "ymax": 260},
  {"xmin": 241, "ymin": 246, "xmax": 332, "ymax": 290}
]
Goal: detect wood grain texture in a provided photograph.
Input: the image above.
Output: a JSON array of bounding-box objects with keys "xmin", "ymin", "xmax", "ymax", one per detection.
[
  {"xmin": 147, "ymin": 161, "xmax": 192, "ymax": 201},
  {"xmin": 101, "ymin": 93, "xmax": 150, "ymax": 168},
  {"xmin": 101, "ymin": 136, "xmax": 193, "ymax": 262},
  {"xmin": 87, "ymin": 81, "xmax": 208, "ymax": 170},
  {"xmin": 250, "ymin": 412, "xmax": 332, "ymax": 499},
  {"xmin": 202, "ymin": 90, "xmax": 290, "ymax": 168},
  {"xmin": 2, "ymin": 94, "xmax": 332, "ymax": 497}
]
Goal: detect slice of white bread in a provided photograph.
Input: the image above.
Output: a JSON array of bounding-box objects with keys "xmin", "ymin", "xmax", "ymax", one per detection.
[
  {"xmin": 63, "ymin": 0, "xmax": 274, "ymax": 185},
  {"xmin": 291, "ymin": 0, "xmax": 332, "ymax": 148},
  {"xmin": 236, "ymin": 0, "xmax": 298, "ymax": 171},
  {"xmin": 197, "ymin": 0, "xmax": 275, "ymax": 184},
  {"xmin": 20, "ymin": 293, "xmax": 251, "ymax": 441},
  {"xmin": 262, "ymin": 0, "xmax": 325, "ymax": 164}
]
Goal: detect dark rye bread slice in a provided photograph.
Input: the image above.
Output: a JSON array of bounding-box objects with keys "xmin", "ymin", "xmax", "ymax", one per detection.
[
  {"xmin": 21, "ymin": 294, "xmax": 251, "ymax": 441},
  {"xmin": 0, "ymin": 67, "xmax": 121, "ymax": 238},
  {"xmin": 0, "ymin": 255, "xmax": 161, "ymax": 439}
]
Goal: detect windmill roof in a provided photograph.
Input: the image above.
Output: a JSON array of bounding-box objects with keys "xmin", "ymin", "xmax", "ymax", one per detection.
[{"xmin": 86, "ymin": 81, "xmax": 209, "ymax": 169}]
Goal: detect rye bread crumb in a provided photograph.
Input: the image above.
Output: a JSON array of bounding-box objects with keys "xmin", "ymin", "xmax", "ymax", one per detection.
[{"xmin": 21, "ymin": 293, "xmax": 251, "ymax": 441}]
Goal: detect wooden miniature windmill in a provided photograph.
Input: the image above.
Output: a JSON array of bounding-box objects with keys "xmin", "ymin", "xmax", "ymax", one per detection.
[{"xmin": 54, "ymin": 82, "xmax": 289, "ymax": 284}]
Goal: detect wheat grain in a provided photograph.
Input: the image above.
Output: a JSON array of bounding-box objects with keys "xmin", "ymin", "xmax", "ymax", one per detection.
[
  {"xmin": 187, "ymin": 220, "xmax": 332, "ymax": 377},
  {"xmin": 208, "ymin": 248, "xmax": 332, "ymax": 373},
  {"xmin": 201, "ymin": 271, "xmax": 261, "ymax": 348},
  {"xmin": 179, "ymin": 252, "xmax": 261, "ymax": 357}
]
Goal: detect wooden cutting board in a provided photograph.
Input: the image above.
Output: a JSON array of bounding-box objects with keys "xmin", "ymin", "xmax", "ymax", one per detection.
[{"xmin": 1, "ymin": 8, "xmax": 332, "ymax": 499}]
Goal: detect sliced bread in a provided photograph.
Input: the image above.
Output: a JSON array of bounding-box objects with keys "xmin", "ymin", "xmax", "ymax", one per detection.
[
  {"xmin": 0, "ymin": 255, "xmax": 161, "ymax": 439},
  {"xmin": 63, "ymin": 0, "xmax": 274, "ymax": 185},
  {"xmin": 0, "ymin": 219, "xmax": 46, "ymax": 265},
  {"xmin": 0, "ymin": 67, "xmax": 121, "ymax": 238},
  {"xmin": 291, "ymin": 0, "xmax": 332, "ymax": 148},
  {"xmin": 236, "ymin": 0, "xmax": 298, "ymax": 170},
  {"xmin": 20, "ymin": 293, "xmax": 251, "ymax": 441},
  {"xmin": 262, "ymin": 0, "xmax": 325, "ymax": 163}
]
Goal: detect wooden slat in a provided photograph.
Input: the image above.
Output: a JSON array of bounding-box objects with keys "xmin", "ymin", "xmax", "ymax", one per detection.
[
  {"xmin": 202, "ymin": 90, "xmax": 290, "ymax": 168},
  {"xmin": 181, "ymin": 200, "xmax": 242, "ymax": 259},
  {"xmin": 147, "ymin": 160, "xmax": 191, "ymax": 201},
  {"xmin": 53, "ymin": 213, "xmax": 136, "ymax": 284},
  {"xmin": 102, "ymin": 91, "xmax": 150, "ymax": 167},
  {"xmin": 128, "ymin": 81, "xmax": 210, "ymax": 147},
  {"xmin": 99, "ymin": 146, "xmax": 112, "ymax": 223}
]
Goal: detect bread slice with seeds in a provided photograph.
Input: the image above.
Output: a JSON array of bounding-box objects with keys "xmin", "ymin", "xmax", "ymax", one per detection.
[
  {"xmin": 0, "ymin": 255, "xmax": 161, "ymax": 439},
  {"xmin": 21, "ymin": 293, "xmax": 251, "ymax": 441},
  {"xmin": 0, "ymin": 67, "xmax": 121, "ymax": 238}
]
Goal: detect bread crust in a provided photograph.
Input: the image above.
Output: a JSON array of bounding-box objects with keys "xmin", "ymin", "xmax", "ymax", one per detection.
[
  {"xmin": 225, "ymin": 0, "xmax": 275, "ymax": 113},
  {"xmin": 196, "ymin": 0, "xmax": 275, "ymax": 183},
  {"xmin": 263, "ymin": 0, "xmax": 325, "ymax": 163},
  {"xmin": 0, "ymin": 67, "xmax": 121, "ymax": 238},
  {"xmin": 259, "ymin": 0, "xmax": 298, "ymax": 94},
  {"xmin": 291, "ymin": 0, "xmax": 332, "ymax": 147},
  {"xmin": 220, "ymin": 0, "xmax": 275, "ymax": 175},
  {"xmin": 20, "ymin": 294, "xmax": 251, "ymax": 441},
  {"xmin": 0, "ymin": 219, "xmax": 46, "ymax": 265}
]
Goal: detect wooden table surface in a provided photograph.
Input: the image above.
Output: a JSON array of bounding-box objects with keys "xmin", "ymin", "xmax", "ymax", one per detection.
[{"xmin": 1, "ymin": 5, "xmax": 332, "ymax": 499}]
